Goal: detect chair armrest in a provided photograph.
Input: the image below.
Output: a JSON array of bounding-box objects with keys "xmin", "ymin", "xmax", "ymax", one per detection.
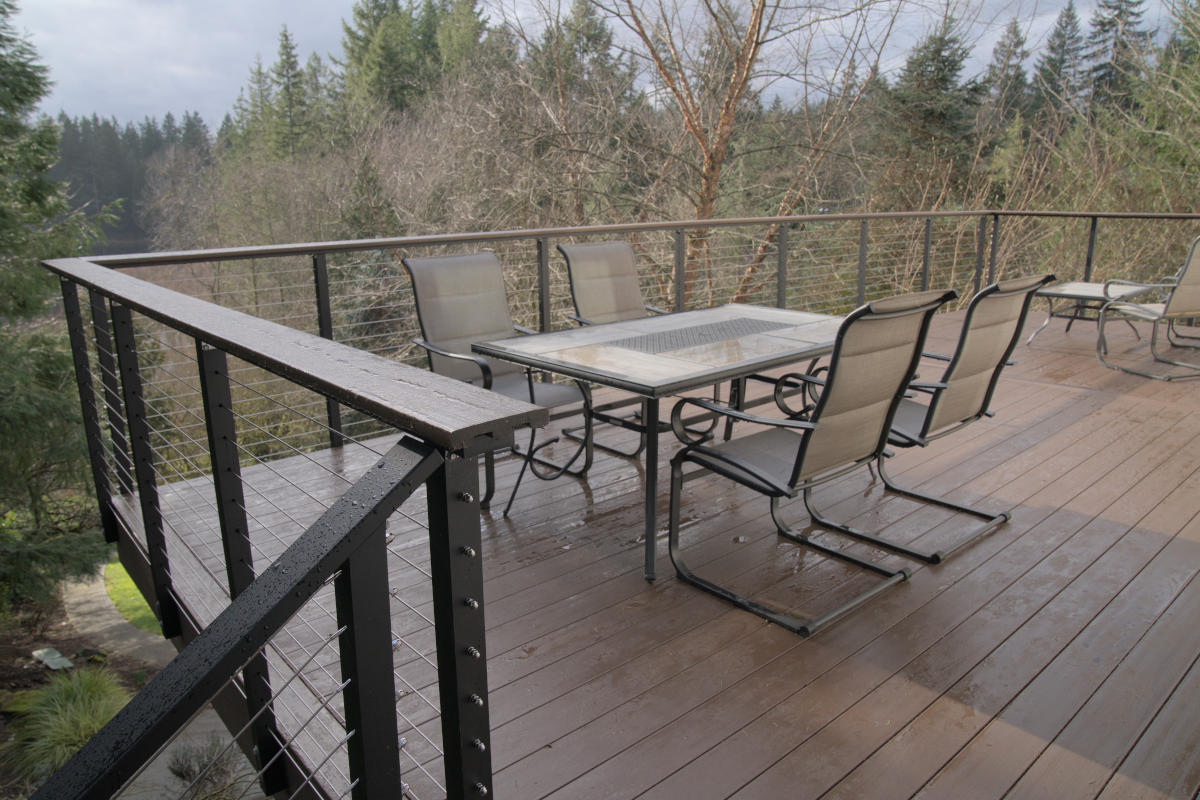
[
  {"xmin": 413, "ymin": 338, "xmax": 493, "ymax": 388},
  {"xmin": 921, "ymin": 351, "xmax": 953, "ymax": 362},
  {"xmin": 908, "ymin": 380, "xmax": 950, "ymax": 394},
  {"xmin": 671, "ymin": 396, "xmax": 815, "ymax": 444},
  {"xmin": 773, "ymin": 371, "xmax": 825, "ymax": 418},
  {"xmin": 513, "ymin": 324, "xmax": 538, "ymax": 335},
  {"xmin": 567, "ymin": 313, "xmax": 594, "ymax": 326},
  {"xmin": 645, "ymin": 304, "xmax": 670, "ymax": 315},
  {"xmin": 1103, "ymin": 278, "xmax": 1174, "ymax": 298}
]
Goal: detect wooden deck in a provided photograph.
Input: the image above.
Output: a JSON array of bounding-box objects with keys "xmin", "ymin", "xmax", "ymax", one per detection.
[{"xmin": 154, "ymin": 309, "xmax": 1200, "ymax": 800}]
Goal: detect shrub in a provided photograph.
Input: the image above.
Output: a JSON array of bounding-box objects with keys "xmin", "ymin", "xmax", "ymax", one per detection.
[{"xmin": 4, "ymin": 667, "xmax": 129, "ymax": 782}]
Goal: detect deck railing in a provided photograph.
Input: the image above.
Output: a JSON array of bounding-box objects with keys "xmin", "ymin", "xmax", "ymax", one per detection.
[
  {"xmin": 38, "ymin": 209, "xmax": 1200, "ymax": 799},
  {"xmin": 39, "ymin": 256, "xmax": 544, "ymax": 799}
]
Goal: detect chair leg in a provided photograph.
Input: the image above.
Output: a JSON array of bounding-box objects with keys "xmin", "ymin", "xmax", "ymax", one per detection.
[
  {"xmin": 503, "ymin": 429, "xmax": 537, "ymax": 517},
  {"xmin": 1167, "ymin": 318, "xmax": 1200, "ymax": 348},
  {"xmin": 564, "ymin": 397, "xmax": 650, "ymax": 458},
  {"xmin": 1151, "ymin": 320, "xmax": 1200, "ymax": 378},
  {"xmin": 666, "ymin": 457, "xmax": 908, "ymax": 637},
  {"xmin": 862, "ymin": 458, "xmax": 1009, "ymax": 563},
  {"xmin": 1099, "ymin": 312, "xmax": 1200, "ymax": 381}
]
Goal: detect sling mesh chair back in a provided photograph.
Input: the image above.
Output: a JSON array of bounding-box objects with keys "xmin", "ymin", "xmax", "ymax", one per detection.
[
  {"xmin": 667, "ymin": 289, "xmax": 963, "ymax": 637},
  {"xmin": 559, "ymin": 241, "xmax": 665, "ymax": 325},
  {"xmin": 557, "ymin": 241, "xmax": 679, "ymax": 457},
  {"xmin": 1098, "ymin": 235, "xmax": 1200, "ymax": 380},
  {"xmin": 403, "ymin": 252, "xmax": 593, "ymax": 514},
  {"xmin": 890, "ymin": 273, "xmax": 1055, "ymax": 448}
]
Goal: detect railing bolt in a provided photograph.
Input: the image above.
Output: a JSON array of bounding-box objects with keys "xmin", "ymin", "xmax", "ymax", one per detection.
[
  {"xmin": 398, "ymin": 736, "xmax": 407, "ymax": 749},
  {"xmin": 461, "ymin": 546, "xmax": 477, "ymax": 558},
  {"xmin": 464, "ymin": 597, "xmax": 480, "ymax": 609},
  {"xmin": 459, "ymin": 491, "xmax": 475, "ymax": 503},
  {"xmin": 465, "ymin": 646, "xmax": 482, "ymax": 659},
  {"xmin": 468, "ymin": 693, "xmax": 485, "ymax": 707},
  {"xmin": 475, "ymin": 782, "xmax": 490, "ymax": 795},
  {"xmin": 471, "ymin": 739, "xmax": 487, "ymax": 752}
]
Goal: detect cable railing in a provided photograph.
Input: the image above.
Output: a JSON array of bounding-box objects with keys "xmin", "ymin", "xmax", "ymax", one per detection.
[
  {"xmin": 39, "ymin": 209, "xmax": 1200, "ymax": 799},
  {"xmin": 41, "ymin": 256, "xmax": 544, "ymax": 800}
]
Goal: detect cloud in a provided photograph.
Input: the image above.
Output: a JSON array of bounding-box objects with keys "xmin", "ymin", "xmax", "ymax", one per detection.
[{"xmin": 14, "ymin": 0, "xmax": 349, "ymax": 126}]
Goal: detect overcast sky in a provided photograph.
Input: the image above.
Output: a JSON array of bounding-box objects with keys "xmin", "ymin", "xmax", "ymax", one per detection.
[{"xmin": 13, "ymin": 0, "xmax": 1169, "ymax": 130}]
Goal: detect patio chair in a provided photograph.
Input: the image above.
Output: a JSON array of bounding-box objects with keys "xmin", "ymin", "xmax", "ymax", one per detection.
[
  {"xmin": 1097, "ymin": 235, "xmax": 1200, "ymax": 380},
  {"xmin": 667, "ymin": 289, "xmax": 967, "ymax": 637},
  {"xmin": 889, "ymin": 273, "xmax": 1054, "ymax": 449},
  {"xmin": 558, "ymin": 241, "xmax": 684, "ymax": 457},
  {"xmin": 402, "ymin": 251, "xmax": 593, "ymax": 515}
]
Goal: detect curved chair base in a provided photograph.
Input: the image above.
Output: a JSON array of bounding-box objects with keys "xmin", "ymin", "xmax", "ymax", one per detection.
[
  {"xmin": 667, "ymin": 458, "xmax": 909, "ymax": 638},
  {"xmin": 1098, "ymin": 313, "xmax": 1200, "ymax": 381}
]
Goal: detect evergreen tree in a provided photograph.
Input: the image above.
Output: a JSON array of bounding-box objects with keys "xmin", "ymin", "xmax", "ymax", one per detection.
[
  {"xmin": 1033, "ymin": 0, "xmax": 1087, "ymax": 114},
  {"xmin": 985, "ymin": 19, "xmax": 1031, "ymax": 123},
  {"xmin": 1087, "ymin": 0, "xmax": 1153, "ymax": 106},
  {"xmin": 0, "ymin": 0, "xmax": 110, "ymax": 619},
  {"xmin": 435, "ymin": 0, "xmax": 485, "ymax": 74},
  {"xmin": 271, "ymin": 26, "xmax": 308, "ymax": 156}
]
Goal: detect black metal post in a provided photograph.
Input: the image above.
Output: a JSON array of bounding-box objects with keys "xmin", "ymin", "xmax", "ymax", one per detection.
[
  {"xmin": 776, "ymin": 226, "xmax": 788, "ymax": 308},
  {"xmin": 196, "ymin": 343, "xmax": 286, "ymax": 795},
  {"xmin": 974, "ymin": 216, "xmax": 987, "ymax": 294},
  {"xmin": 921, "ymin": 218, "xmax": 933, "ymax": 292},
  {"xmin": 312, "ymin": 252, "xmax": 345, "ymax": 449},
  {"xmin": 537, "ymin": 238, "xmax": 552, "ymax": 333},
  {"xmin": 426, "ymin": 452, "xmax": 492, "ymax": 799},
  {"xmin": 89, "ymin": 290, "xmax": 134, "ymax": 495},
  {"xmin": 857, "ymin": 220, "xmax": 869, "ymax": 305},
  {"xmin": 61, "ymin": 280, "xmax": 119, "ymax": 544},
  {"xmin": 674, "ymin": 229, "xmax": 687, "ymax": 311},
  {"xmin": 1084, "ymin": 216, "xmax": 1099, "ymax": 282},
  {"xmin": 336, "ymin": 523, "xmax": 403, "ymax": 800},
  {"xmin": 111, "ymin": 303, "xmax": 181, "ymax": 638},
  {"xmin": 989, "ymin": 213, "xmax": 1001, "ymax": 284}
]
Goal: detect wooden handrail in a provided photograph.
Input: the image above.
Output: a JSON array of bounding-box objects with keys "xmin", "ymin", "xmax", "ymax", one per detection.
[{"xmin": 46, "ymin": 257, "xmax": 546, "ymax": 451}]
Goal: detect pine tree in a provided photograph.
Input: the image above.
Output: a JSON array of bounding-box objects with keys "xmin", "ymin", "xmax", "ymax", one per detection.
[
  {"xmin": 271, "ymin": 26, "xmax": 308, "ymax": 157},
  {"xmin": 985, "ymin": 19, "xmax": 1030, "ymax": 123},
  {"xmin": 1087, "ymin": 0, "xmax": 1153, "ymax": 106},
  {"xmin": 1033, "ymin": 0, "xmax": 1087, "ymax": 114},
  {"xmin": 0, "ymin": 0, "xmax": 110, "ymax": 618}
]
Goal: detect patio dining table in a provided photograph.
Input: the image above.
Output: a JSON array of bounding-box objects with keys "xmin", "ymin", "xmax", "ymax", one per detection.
[{"xmin": 473, "ymin": 303, "xmax": 843, "ymax": 580}]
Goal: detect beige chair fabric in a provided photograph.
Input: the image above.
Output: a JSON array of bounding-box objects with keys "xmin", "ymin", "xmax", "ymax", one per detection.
[
  {"xmin": 890, "ymin": 273, "xmax": 1054, "ymax": 446},
  {"xmin": 558, "ymin": 241, "xmax": 652, "ymax": 325},
  {"xmin": 1098, "ymin": 236, "xmax": 1200, "ymax": 380}
]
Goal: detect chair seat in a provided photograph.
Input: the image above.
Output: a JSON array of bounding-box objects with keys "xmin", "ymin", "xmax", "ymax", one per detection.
[
  {"xmin": 1109, "ymin": 301, "xmax": 1166, "ymax": 321},
  {"xmin": 890, "ymin": 397, "xmax": 932, "ymax": 444},
  {"xmin": 487, "ymin": 373, "xmax": 586, "ymax": 409},
  {"xmin": 686, "ymin": 428, "xmax": 801, "ymax": 496}
]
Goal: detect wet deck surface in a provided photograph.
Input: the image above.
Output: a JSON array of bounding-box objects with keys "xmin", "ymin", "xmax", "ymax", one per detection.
[{"xmin": 151, "ymin": 309, "xmax": 1200, "ymax": 799}]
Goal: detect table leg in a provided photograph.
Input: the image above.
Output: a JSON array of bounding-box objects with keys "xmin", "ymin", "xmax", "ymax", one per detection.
[{"xmin": 644, "ymin": 396, "xmax": 659, "ymax": 582}]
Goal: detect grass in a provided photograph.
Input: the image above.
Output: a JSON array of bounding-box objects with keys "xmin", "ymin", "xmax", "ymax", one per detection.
[
  {"xmin": 4, "ymin": 667, "xmax": 129, "ymax": 781},
  {"xmin": 103, "ymin": 560, "xmax": 160, "ymax": 635}
]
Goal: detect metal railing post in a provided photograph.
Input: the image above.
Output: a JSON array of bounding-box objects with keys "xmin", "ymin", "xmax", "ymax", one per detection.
[
  {"xmin": 537, "ymin": 238, "xmax": 552, "ymax": 332},
  {"xmin": 60, "ymin": 280, "xmax": 119, "ymax": 544},
  {"xmin": 974, "ymin": 216, "xmax": 987, "ymax": 294},
  {"xmin": 674, "ymin": 229, "xmax": 686, "ymax": 311},
  {"xmin": 1084, "ymin": 216, "xmax": 1099, "ymax": 281},
  {"xmin": 110, "ymin": 303, "xmax": 181, "ymax": 638},
  {"xmin": 989, "ymin": 213, "xmax": 1001, "ymax": 284},
  {"xmin": 336, "ymin": 523, "xmax": 403, "ymax": 799},
  {"xmin": 88, "ymin": 290, "xmax": 134, "ymax": 496},
  {"xmin": 312, "ymin": 252, "xmax": 345, "ymax": 449},
  {"xmin": 921, "ymin": 218, "xmax": 933, "ymax": 292},
  {"xmin": 196, "ymin": 343, "xmax": 286, "ymax": 795},
  {"xmin": 857, "ymin": 220, "xmax": 868, "ymax": 305},
  {"xmin": 776, "ymin": 226, "xmax": 788, "ymax": 308},
  {"xmin": 426, "ymin": 452, "xmax": 492, "ymax": 799}
]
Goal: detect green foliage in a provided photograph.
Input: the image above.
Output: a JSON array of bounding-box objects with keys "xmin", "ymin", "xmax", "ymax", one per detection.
[
  {"xmin": 1086, "ymin": 0, "xmax": 1153, "ymax": 106},
  {"xmin": 1033, "ymin": 0, "xmax": 1087, "ymax": 115},
  {"xmin": 103, "ymin": 560, "xmax": 159, "ymax": 635},
  {"xmin": 4, "ymin": 668, "xmax": 129, "ymax": 782}
]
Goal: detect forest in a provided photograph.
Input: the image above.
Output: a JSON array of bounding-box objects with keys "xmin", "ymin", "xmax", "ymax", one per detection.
[{"xmin": 48, "ymin": 0, "xmax": 1200, "ymax": 258}]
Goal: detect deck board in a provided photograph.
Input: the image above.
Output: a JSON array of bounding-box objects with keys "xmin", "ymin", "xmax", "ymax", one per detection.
[{"xmin": 140, "ymin": 310, "xmax": 1200, "ymax": 799}]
